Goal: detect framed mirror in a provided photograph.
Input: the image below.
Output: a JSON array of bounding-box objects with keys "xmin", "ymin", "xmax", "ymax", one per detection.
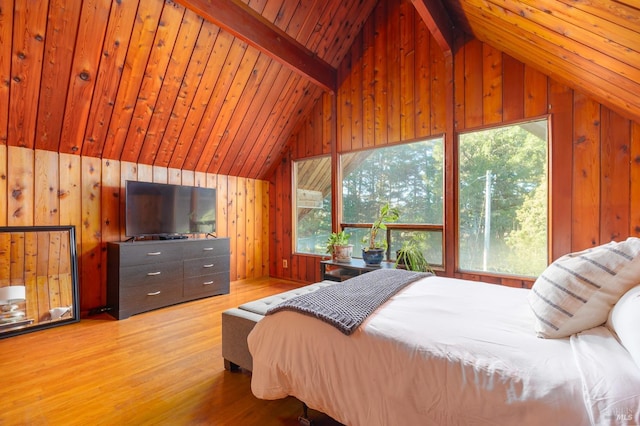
[{"xmin": 0, "ymin": 225, "xmax": 80, "ymax": 339}]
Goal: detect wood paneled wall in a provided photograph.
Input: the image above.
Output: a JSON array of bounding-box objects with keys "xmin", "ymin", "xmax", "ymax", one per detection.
[
  {"xmin": 0, "ymin": 146, "xmax": 269, "ymax": 313},
  {"xmin": 269, "ymin": 0, "xmax": 640, "ymax": 285},
  {"xmin": 453, "ymin": 33, "xmax": 640, "ymax": 284},
  {"xmin": 270, "ymin": 0, "xmax": 448, "ymax": 282}
]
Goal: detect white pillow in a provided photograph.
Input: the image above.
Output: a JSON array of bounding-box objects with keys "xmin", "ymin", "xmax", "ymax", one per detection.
[
  {"xmin": 528, "ymin": 237, "xmax": 640, "ymax": 338},
  {"xmin": 607, "ymin": 284, "xmax": 640, "ymax": 370}
]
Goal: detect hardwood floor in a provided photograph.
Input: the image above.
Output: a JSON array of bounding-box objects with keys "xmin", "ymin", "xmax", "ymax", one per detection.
[{"xmin": 0, "ymin": 277, "xmax": 343, "ymax": 426}]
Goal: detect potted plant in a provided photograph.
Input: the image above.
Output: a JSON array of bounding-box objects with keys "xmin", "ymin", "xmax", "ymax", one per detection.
[
  {"xmin": 395, "ymin": 239, "xmax": 434, "ymax": 273},
  {"xmin": 362, "ymin": 202, "xmax": 400, "ymax": 265},
  {"xmin": 326, "ymin": 231, "xmax": 353, "ymax": 262}
]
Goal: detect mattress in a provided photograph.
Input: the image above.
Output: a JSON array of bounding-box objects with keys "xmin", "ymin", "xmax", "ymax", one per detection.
[{"xmin": 248, "ymin": 275, "xmax": 640, "ymax": 425}]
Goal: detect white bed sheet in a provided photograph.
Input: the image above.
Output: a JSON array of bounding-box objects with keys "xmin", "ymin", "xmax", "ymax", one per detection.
[
  {"xmin": 571, "ymin": 328, "xmax": 640, "ymax": 425},
  {"xmin": 248, "ymin": 276, "xmax": 639, "ymax": 426}
]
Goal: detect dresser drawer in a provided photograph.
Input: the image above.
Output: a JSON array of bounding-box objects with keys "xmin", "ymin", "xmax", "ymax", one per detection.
[
  {"xmin": 183, "ymin": 238, "xmax": 229, "ymax": 259},
  {"xmin": 118, "ymin": 281, "xmax": 183, "ymax": 315},
  {"xmin": 183, "ymin": 272, "xmax": 230, "ymax": 298},
  {"xmin": 183, "ymin": 256, "xmax": 230, "ymax": 278},
  {"xmin": 117, "ymin": 242, "xmax": 185, "ymax": 266},
  {"xmin": 119, "ymin": 261, "xmax": 183, "ymax": 287}
]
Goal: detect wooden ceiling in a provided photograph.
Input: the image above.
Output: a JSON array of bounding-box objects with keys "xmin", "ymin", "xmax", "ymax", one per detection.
[
  {"xmin": 1, "ymin": 0, "xmax": 639, "ymax": 181},
  {"xmin": 447, "ymin": 0, "xmax": 640, "ymax": 127},
  {"xmin": 1, "ymin": 0, "xmax": 378, "ymax": 180}
]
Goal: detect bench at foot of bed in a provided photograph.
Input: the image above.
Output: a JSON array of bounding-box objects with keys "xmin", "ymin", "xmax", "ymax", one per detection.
[{"xmin": 222, "ymin": 280, "xmax": 337, "ymax": 371}]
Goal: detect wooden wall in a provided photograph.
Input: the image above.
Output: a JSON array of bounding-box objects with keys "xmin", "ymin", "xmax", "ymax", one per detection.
[
  {"xmin": 270, "ymin": 0, "xmax": 448, "ymax": 282},
  {"xmin": 269, "ymin": 0, "xmax": 640, "ymax": 285},
  {"xmin": 452, "ymin": 34, "xmax": 640, "ymax": 285},
  {"xmin": 0, "ymin": 145, "xmax": 269, "ymax": 313}
]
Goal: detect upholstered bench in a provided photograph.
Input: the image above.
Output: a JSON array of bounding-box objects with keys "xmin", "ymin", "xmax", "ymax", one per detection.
[{"xmin": 222, "ymin": 280, "xmax": 337, "ymax": 371}]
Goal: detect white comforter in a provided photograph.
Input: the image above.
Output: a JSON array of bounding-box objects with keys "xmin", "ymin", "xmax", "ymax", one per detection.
[{"xmin": 248, "ymin": 276, "xmax": 640, "ymax": 426}]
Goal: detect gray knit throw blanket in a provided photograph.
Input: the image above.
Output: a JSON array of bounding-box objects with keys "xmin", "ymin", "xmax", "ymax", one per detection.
[{"xmin": 266, "ymin": 268, "xmax": 431, "ymax": 335}]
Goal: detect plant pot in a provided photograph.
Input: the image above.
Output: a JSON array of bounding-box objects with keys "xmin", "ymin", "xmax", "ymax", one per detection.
[
  {"xmin": 333, "ymin": 244, "xmax": 353, "ymax": 262},
  {"xmin": 362, "ymin": 248, "xmax": 385, "ymax": 265}
]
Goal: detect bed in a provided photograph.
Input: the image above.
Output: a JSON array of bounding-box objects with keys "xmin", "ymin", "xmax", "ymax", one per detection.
[{"xmin": 247, "ymin": 239, "xmax": 640, "ymax": 426}]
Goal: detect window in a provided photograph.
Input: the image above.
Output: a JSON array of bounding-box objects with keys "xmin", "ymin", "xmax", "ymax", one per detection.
[
  {"xmin": 293, "ymin": 156, "xmax": 332, "ymax": 255},
  {"xmin": 341, "ymin": 138, "xmax": 444, "ymax": 265},
  {"xmin": 458, "ymin": 119, "xmax": 548, "ymax": 277}
]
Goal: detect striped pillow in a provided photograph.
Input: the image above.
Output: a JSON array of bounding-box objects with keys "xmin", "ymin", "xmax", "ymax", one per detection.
[{"xmin": 529, "ymin": 237, "xmax": 640, "ymax": 338}]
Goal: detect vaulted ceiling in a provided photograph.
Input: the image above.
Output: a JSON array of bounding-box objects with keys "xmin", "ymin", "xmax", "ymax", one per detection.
[
  {"xmin": 447, "ymin": 0, "xmax": 640, "ymax": 128},
  {"xmin": 1, "ymin": 0, "xmax": 638, "ymax": 180}
]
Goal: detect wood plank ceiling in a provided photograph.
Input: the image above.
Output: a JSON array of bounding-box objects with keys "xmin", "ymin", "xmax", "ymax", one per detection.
[
  {"xmin": 446, "ymin": 0, "xmax": 640, "ymax": 126},
  {"xmin": 1, "ymin": 0, "xmax": 378, "ymax": 180},
  {"xmin": 1, "ymin": 0, "xmax": 639, "ymax": 181}
]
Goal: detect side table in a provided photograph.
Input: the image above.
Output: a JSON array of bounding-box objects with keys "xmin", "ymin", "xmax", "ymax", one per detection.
[{"xmin": 320, "ymin": 259, "xmax": 396, "ymax": 282}]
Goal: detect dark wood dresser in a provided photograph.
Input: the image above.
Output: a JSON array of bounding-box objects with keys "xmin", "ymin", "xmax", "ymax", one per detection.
[{"xmin": 107, "ymin": 238, "xmax": 230, "ymax": 319}]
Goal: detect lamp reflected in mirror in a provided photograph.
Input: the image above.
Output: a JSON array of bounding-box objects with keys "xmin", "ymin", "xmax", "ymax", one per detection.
[{"xmin": 0, "ymin": 285, "xmax": 31, "ymax": 330}]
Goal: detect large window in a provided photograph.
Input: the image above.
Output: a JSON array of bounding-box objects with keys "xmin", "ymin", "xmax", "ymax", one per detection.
[
  {"xmin": 341, "ymin": 138, "xmax": 444, "ymax": 266},
  {"xmin": 458, "ymin": 119, "xmax": 548, "ymax": 277},
  {"xmin": 293, "ymin": 156, "xmax": 332, "ymax": 255}
]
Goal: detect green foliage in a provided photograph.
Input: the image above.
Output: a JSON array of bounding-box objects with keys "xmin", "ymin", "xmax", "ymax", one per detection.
[
  {"xmin": 325, "ymin": 231, "xmax": 351, "ymax": 254},
  {"xmin": 305, "ymin": 139, "xmax": 444, "ymax": 258},
  {"xmin": 296, "ymin": 194, "xmax": 332, "ymax": 254},
  {"xmin": 458, "ymin": 120, "xmax": 548, "ymax": 275},
  {"xmin": 504, "ymin": 176, "xmax": 548, "ymax": 275},
  {"xmin": 363, "ymin": 202, "xmax": 400, "ymax": 250},
  {"xmin": 395, "ymin": 239, "xmax": 434, "ymax": 273},
  {"xmin": 342, "ymin": 139, "xmax": 444, "ymax": 225},
  {"xmin": 390, "ymin": 230, "xmax": 442, "ymax": 268}
]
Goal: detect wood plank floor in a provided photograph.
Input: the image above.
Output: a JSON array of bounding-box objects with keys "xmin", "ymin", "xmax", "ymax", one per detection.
[{"xmin": 0, "ymin": 277, "xmax": 343, "ymax": 426}]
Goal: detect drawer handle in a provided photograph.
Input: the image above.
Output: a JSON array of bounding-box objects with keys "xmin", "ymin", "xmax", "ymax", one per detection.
[
  {"xmin": 147, "ymin": 271, "xmax": 161, "ymax": 276},
  {"xmin": 147, "ymin": 251, "xmax": 162, "ymax": 256},
  {"xmin": 203, "ymin": 247, "xmax": 214, "ymax": 251},
  {"xmin": 203, "ymin": 264, "xmax": 214, "ymax": 268},
  {"xmin": 203, "ymin": 281, "xmax": 214, "ymax": 285},
  {"xmin": 147, "ymin": 291, "xmax": 161, "ymax": 296}
]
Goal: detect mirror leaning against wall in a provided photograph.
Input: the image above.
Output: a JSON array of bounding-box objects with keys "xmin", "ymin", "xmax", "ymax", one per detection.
[{"xmin": 0, "ymin": 226, "xmax": 80, "ymax": 339}]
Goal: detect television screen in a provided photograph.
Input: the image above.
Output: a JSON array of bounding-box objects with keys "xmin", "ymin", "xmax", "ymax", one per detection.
[{"xmin": 125, "ymin": 181, "xmax": 216, "ymax": 238}]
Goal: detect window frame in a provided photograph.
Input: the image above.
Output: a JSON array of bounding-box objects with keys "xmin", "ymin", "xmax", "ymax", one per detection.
[
  {"xmin": 338, "ymin": 137, "xmax": 446, "ymax": 268},
  {"xmin": 292, "ymin": 155, "xmax": 333, "ymax": 256},
  {"xmin": 454, "ymin": 117, "xmax": 550, "ymax": 278}
]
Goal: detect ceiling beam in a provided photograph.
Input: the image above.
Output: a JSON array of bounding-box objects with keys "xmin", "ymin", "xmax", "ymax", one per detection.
[
  {"xmin": 175, "ymin": 0, "xmax": 337, "ymax": 93},
  {"xmin": 411, "ymin": 0, "xmax": 454, "ymax": 56}
]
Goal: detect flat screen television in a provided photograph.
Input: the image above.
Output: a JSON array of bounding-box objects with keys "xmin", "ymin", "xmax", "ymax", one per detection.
[{"xmin": 125, "ymin": 181, "xmax": 216, "ymax": 238}]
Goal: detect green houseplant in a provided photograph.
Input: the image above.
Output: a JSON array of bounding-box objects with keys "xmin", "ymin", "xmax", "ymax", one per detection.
[
  {"xmin": 326, "ymin": 231, "xmax": 353, "ymax": 262},
  {"xmin": 362, "ymin": 202, "xmax": 400, "ymax": 265},
  {"xmin": 395, "ymin": 240, "xmax": 434, "ymax": 273}
]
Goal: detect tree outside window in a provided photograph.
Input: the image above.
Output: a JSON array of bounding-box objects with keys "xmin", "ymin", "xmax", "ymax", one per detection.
[
  {"xmin": 458, "ymin": 119, "xmax": 548, "ymax": 277},
  {"xmin": 341, "ymin": 138, "xmax": 444, "ymax": 264}
]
